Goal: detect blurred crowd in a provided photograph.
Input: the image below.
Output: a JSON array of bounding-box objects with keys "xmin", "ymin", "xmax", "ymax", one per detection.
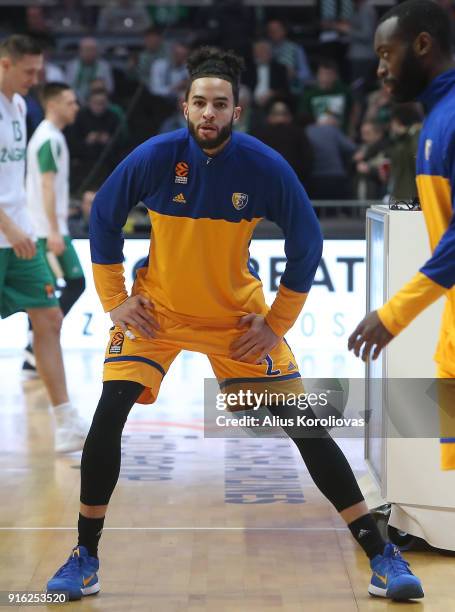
[{"xmin": 3, "ymin": 0, "xmax": 455, "ymax": 229}]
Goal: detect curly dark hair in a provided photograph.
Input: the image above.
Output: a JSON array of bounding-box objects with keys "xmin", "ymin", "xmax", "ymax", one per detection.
[{"xmin": 186, "ymin": 46, "xmax": 245, "ymax": 104}]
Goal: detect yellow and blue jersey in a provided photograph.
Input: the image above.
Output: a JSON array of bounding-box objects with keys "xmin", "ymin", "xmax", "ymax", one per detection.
[
  {"xmin": 377, "ymin": 69, "xmax": 455, "ymax": 469},
  {"xmin": 90, "ymin": 128, "xmax": 322, "ymax": 337},
  {"xmin": 378, "ymin": 69, "xmax": 455, "ymax": 368}
]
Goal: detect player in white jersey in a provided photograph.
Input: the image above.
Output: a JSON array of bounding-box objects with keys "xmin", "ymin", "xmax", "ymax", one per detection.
[
  {"xmin": 0, "ymin": 35, "xmax": 86, "ymax": 453},
  {"xmin": 24, "ymin": 83, "xmax": 85, "ymax": 373}
]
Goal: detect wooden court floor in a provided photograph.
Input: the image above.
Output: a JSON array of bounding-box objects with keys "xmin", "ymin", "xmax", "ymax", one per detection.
[{"xmin": 0, "ymin": 350, "xmax": 453, "ymax": 611}]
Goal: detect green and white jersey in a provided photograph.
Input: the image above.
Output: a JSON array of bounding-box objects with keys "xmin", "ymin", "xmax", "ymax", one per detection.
[
  {"xmin": 26, "ymin": 119, "xmax": 70, "ymax": 238},
  {"xmin": 0, "ymin": 91, "xmax": 34, "ymax": 248}
]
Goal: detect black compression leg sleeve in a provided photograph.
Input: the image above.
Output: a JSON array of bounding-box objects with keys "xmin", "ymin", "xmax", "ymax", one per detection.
[
  {"xmin": 80, "ymin": 380, "xmax": 144, "ymax": 506},
  {"xmin": 268, "ymin": 404, "xmax": 365, "ymax": 513},
  {"xmin": 59, "ymin": 276, "xmax": 86, "ymax": 316},
  {"xmin": 290, "ymin": 435, "xmax": 365, "ymax": 512}
]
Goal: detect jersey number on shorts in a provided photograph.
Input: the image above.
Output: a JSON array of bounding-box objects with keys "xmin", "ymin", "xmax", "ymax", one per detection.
[{"xmin": 264, "ymin": 354, "xmax": 281, "ymax": 376}]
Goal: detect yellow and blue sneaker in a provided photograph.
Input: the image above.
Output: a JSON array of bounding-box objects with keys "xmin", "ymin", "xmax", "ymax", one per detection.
[
  {"xmin": 46, "ymin": 546, "xmax": 100, "ymax": 601},
  {"xmin": 369, "ymin": 543, "xmax": 424, "ymax": 600}
]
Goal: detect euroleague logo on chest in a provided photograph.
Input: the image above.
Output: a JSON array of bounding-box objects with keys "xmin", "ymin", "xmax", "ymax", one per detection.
[{"xmin": 175, "ymin": 161, "xmax": 189, "ymax": 184}]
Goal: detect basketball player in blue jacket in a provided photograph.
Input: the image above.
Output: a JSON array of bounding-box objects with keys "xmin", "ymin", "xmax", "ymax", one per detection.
[{"xmin": 47, "ymin": 47, "xmax": 423, "ymax": 601}]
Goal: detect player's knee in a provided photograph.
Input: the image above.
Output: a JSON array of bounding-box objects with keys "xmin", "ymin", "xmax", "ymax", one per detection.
[
  {"xmin": 31, "ymin": 308, "xmax": 63, "ymax": 336},
  {"xmin": 48, "ymin": 309, "xmax": 64, "ymax": 334}
]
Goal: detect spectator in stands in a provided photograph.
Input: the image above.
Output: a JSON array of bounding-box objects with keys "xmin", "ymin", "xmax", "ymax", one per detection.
[
  {"xmin": 42, "ymin": 45, "xmax": 67, "ymax": 83},
  {"xmin": 149, "ymin": 41, "xmax": 189, "ymax": 102},
  {"xmin": 353, "ymin": 120, "xmax": 389, "ymax": 199},
  {"xmin": 136, "ymin": 27, "xmax": 168, "ymax": 87},
  {"xmin": 97, "ymin": 0, "xmax": 151, "ymax": 33},
  {"xmin": 243, "ymin": 40, "xmax": 290, "ymax": 108},
  {"xmin": 67, "ymin": 88, "xmax": 122, "ymax": 189},
  {"xmin": 319, "ymin": 0, "xmax": 354, "ymax": 79},
  {"xmin": 47, "ymin": 0, "xmax": 89, "ymax": 34},
  {"xmin": 68, "ymin": 190, "xmax": 96, "ymax": 237},
  {"xmin": 299, "ymin": 59, "xmax": 353, "ymax": 134},
  {"xmin": 149, "ymin": 4, "xmax": 189, "ymax": 28},
  {"xmin": 234, "ymin": 85, "xmax": 254, "ymax": 134},
  {"xmin": 66, "ymin": 37, "xmax": 113, "ymax": 102},
  {"xmin": 44, "ymin": 60, "xmax": 66, "ymax": 84},
  {"xmin": 88, "ymin": 78, "xmax": 128, "ymax": 142},
  {"xmin": 25, "ymin": 6, "xmax": 51, "ymax": 39},
  {"xmin": 305, "ymin": 111, "xmax": 357, "ymax": 200},
  {"xmin": 342, "ymin": 0, "xmax": 378, "ymax": 94},
  {"xmin": 386, "ymin": 104, "xmax": 423, "ymax": 200},
  {"xmin": 252, "ymin": 99, "xmax": 313, "ymax": 185},
  {"xmin": 365, "ymin": 80, "xmax": 393, "ymax": 126},
  {"xmin": 158, "ymin": 92, "xmax": 187, "ymax": 134},
  {"xmin": 266, "ymin": 19, "xmax": 312, "ymax": 96}
]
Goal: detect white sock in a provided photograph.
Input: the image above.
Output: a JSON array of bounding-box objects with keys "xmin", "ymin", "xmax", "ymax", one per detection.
[
  {"xmin": 53, "ymin": 401, "xmax": 73, "ymax": 413},
  {"xmin": 53, "ymin": 402, "xmax": 83, "ymax": 430}
]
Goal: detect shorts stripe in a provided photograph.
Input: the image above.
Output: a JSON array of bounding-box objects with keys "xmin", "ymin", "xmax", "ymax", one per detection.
[
  {"xmin": 104, "ymin": 356, "xmax": 166, "ymax": 377},
  {"xmin": 219, "ymin": 371, "xmax": 301, "ymax": 389}
]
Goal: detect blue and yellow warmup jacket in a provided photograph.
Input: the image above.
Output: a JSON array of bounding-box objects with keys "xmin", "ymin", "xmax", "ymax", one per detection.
[
  {"xmin": 89, "ymin": 129, "xmax": 323, "ymax": 337},
  {"xmin": 377, "ymin": 69, "xmax": 455, "ymax": 469}
]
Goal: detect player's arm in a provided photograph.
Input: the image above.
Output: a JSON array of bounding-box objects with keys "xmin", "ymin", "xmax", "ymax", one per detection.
[
  {"xmin": 36, "ymin": 139, "xmax": 64, "ymax": 255},
  {"xmin": 264, "ymin": 160, "xmax": 323, "ymax": 338},
  {"xmin": 41, "ymin": 171, "xmax": 65, "ymax": 255},
  {"xmin": 379, "ymin": 143, "xmax": 455, "ymax": 334},
  {"xmin": 0, "ymin": 208, "xmax": 36, "ymax": 259},
  {"xmin": 89, "ymin": 143, "xmax": 160, "ymax": 337},
  {"xmin": 349, "ymin": 173, "xmax": 455, "ymax": 361}
]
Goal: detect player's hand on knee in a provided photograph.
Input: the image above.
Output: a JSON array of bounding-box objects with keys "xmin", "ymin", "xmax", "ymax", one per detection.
[
  {"xmin": 230, "ymin": 313, "xmax": 280, "ymax": 363},
  {"xmin": 5, "ymin": 223, "xmax": 36, "ymax": 259},
  {"xmin": 348, "ymin": 310, "xmax": 394, "ymax": 362},
  {"xmin": 109, "ymin": 295, "xmax": 160, "ymax": 339}
]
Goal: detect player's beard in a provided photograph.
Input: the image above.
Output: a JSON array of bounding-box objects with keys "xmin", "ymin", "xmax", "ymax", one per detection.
[
  {"xmin": 388, "ymin": 44, "xmax": 428, "ymax": 103},
  {"xmin": 187, "ymin": 115, "xmax": 234, "ymax": 152}
]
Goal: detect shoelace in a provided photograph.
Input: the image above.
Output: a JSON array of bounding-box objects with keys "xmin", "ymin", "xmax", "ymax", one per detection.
[
  {"xmin": 54, "ymin": 553, "xmax": 82, "ymax": 578},
  {"xmin": 388, "ymin": 549, "xmax": 411, "ymax": 577}
]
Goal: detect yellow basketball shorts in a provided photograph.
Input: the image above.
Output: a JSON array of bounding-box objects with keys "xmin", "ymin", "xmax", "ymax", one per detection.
[{"xmin": 103, "ymin": 310, "xmax": 303, "ymax": 405}]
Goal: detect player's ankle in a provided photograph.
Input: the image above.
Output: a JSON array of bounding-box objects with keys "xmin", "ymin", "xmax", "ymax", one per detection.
[{"xmin": 78, "ymin": 514, "xmax": 105, "ymax": 558}]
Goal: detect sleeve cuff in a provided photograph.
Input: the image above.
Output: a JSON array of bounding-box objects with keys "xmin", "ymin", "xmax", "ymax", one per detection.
[
  {"xmin": 377, "ymin": 303, "xmax": 403, "ymax": 336},
  {"xmin": 377, "ymin": 271, "xmax": 446, "ymax": 336},
  {"xmin": 101, "ymin": 292, "xmax": 129, "ymax": 313},
  {"xmin": 265, "ymin": 284, "xmax": 308, "ymax": 337},
  {"xmin": 92, "ymin": 262, "xmax": 129, "ymax": 312}
]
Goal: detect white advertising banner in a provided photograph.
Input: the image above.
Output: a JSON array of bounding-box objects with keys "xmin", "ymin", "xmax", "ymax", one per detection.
[{"xmin": 0, "ymin": 239, "xmax": 366, "ymax": 376}]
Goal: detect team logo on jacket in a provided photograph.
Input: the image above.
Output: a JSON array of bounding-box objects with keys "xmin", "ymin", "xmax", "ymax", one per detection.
[
  {"xmin": 424, "ymin": 139, "xmax": 432, "ymax": 161},
  {"xmin": 109, "ymin": 331, "xmax": 125, "ymax": 354},
  {"xmin": 232, "ymin": 192, "xmax": 248, "ymax": 210},
  {"xmin": 175, "ymin": 161, "xmax": 189, "ymax": 184}
]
